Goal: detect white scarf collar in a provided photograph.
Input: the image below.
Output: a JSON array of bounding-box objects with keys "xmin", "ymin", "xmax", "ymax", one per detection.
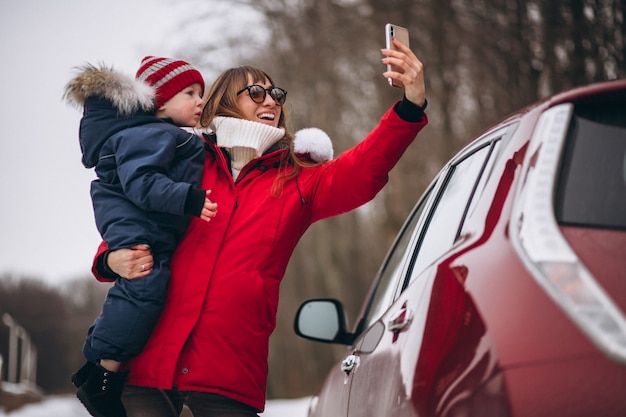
[
  {"xmin": 192, "ymin": 117, "xmax": 335, "ymax": 180},
  {"xmin": 209, "ymin": 116, "xmax": 285, "ymax": 157}
]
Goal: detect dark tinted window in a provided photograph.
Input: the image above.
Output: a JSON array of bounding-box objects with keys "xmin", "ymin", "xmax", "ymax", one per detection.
[{"xmin": 556, "ymin": 103, "xmax": 626, "ymax": 230}]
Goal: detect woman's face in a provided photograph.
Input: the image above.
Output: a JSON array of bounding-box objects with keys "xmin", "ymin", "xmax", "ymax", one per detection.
[{"xmin": 236, "ymin": 75, "xmax": 282, "ymax": 128}]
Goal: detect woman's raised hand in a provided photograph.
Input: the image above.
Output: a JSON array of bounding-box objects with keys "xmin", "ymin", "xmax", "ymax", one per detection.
[{"xmin": 382, "ymin": 38, "xmax": 426, "ymax": 107}]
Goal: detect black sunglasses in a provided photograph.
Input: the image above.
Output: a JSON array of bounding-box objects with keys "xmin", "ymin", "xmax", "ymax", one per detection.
[{"xmin": 237, "ymin": 85, "xmax": 287, "ymax": 105}]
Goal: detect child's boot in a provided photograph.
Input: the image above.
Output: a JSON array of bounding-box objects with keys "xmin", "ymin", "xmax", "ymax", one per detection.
[
  {"xmin": 71, "ymin": 361, "xmax": 97, "ymax": 388},
  {"xmin": 76, "ymin": 363, "xmax": 128, "ymax": 417}
]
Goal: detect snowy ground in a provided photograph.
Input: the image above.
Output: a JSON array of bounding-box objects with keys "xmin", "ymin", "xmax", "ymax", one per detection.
[{"xmin": 0, "ymin": 395, "xmax": 311, "ymax": 417}]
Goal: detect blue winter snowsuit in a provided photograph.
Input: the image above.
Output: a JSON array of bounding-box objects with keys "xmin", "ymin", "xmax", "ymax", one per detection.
[{"xmin": 79, "ymin": 96, "xmax": 204, "ymax": 362}]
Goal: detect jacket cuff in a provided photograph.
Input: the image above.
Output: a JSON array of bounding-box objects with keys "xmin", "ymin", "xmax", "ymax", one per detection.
[
  {"xmin": 395, "ymin": 95, "xmax": 428, "ymax": 122},
  {"xmin": 96, "ymin": 251, "xmax": 122, "ymax": 280},
  {"xmin": 185, "ymin": 188, "xmax": 206, "ymax": 217}
]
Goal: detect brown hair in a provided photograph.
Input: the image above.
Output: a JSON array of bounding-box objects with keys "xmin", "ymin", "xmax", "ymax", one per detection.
[{"xmin": 200, "ymin": 66, "xmax": 317, "ymax": 196}]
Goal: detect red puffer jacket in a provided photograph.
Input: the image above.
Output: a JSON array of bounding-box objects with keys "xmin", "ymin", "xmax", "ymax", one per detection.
[{"xmin": 93, "ymin": 104, "xmax": 428, "ymax": 411}]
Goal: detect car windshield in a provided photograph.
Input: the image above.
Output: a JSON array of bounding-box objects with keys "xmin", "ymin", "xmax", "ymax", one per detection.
[{"xmin": 555, "ymin": 102, "xmax": 626, "ymax": 230}]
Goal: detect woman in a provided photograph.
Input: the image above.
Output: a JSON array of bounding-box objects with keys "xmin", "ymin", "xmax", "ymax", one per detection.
[{"xmin": 93, "ymin": 39, "xmax": 428, "ymax": 417}]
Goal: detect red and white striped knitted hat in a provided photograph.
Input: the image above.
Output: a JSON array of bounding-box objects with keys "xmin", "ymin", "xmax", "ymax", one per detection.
[{"xmin": 135, "ymin": 56, "xmax": 205, "ymax": 108}]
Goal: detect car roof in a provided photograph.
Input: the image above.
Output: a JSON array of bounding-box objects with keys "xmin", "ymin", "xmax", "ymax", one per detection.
[{"xmin": 484, "ymin": 78, "xmax": 626, "ymax": 132}]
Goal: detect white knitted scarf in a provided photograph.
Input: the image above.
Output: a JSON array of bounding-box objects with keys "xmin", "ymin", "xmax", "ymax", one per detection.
[{"xmin": 210, "ymin": 116, "xmax": 285, "ymax": 179}]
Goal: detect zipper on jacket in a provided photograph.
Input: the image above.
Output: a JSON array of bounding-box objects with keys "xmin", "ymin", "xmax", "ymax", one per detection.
[{"xmin": 236, "ymin": 160, "xmax": 265, "ymax": 184}]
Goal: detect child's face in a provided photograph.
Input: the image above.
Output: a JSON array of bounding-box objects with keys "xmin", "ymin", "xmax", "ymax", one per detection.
[{"xmin": 156, "ymin": 83, "xmax": 204, "ymax": 127}]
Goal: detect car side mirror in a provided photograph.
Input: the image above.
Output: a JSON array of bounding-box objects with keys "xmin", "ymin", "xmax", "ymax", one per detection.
[{"xmin": 294, "ymin": 299, "xmax": 355, "ymax": 345}]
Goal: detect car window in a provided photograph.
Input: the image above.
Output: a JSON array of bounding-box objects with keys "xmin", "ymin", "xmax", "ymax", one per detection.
[
  {"xmin": 408, "ymin": 143, "xmax": 493, "ymax": 284},
  {"xmin": 463, "ymin": 140, "xmax": 502, "ymax": 222},
  {"xmin": 361, "ymin": 186, "xmax": 434, "ymax": 329},
  {"xmin": 555, "ymin": 103, "xmax": 626, "ymax": 230}
]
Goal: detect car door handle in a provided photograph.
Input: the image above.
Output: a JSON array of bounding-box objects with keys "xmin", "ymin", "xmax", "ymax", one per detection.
[
  {"xmin": 341, "ymin": 354, "xmax": 360, "ymax": 375},
  {"xmin": 388, "ymin": 305, "xmax": 413, "ymax": 333}
]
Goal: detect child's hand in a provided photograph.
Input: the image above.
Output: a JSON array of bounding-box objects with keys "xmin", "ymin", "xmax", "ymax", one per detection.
[{"xmin": 200, "ymin": 190, "xmax": 218, "ymax": 222}]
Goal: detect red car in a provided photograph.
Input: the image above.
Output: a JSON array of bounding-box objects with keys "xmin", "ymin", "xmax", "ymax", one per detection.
[{"xmin": 295, "ymin": 79, "xmax": 626, "ymax": 417}]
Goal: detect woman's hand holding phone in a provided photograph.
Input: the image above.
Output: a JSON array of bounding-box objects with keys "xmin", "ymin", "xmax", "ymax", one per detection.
[{"xmin": 382, "ymin": 24, "xmax": 426, "ymax": 107}]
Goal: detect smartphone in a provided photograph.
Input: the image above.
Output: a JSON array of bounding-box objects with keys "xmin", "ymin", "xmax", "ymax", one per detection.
[{"xmin": 385, "ymin": 23, "xmax": 410, "ymax": 87}]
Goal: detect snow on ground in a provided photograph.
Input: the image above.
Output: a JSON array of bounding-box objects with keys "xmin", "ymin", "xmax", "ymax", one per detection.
[{"xmin": 0, "ymin": 395, "xmax": 311, "ymax": 417}]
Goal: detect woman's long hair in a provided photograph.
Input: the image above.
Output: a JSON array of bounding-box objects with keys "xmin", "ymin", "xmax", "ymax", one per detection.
[{"xmin": 200, "ymin": 66, "xmax": 317, "ymax": 196}]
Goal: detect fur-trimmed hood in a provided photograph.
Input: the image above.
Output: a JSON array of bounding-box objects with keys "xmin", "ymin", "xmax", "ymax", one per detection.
[
  {"xmin": 64, "ymin": 64, "xmax": 166, "ymax": 169},
  {"xmin": 63, "ymin": 64, "xmax": 155, "ymax": 116}
]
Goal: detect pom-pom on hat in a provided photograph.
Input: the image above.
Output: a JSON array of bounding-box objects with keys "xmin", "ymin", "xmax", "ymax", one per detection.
[{"xmin": 135, "ymin": 56, "xmax": 205, "ymax": 108}]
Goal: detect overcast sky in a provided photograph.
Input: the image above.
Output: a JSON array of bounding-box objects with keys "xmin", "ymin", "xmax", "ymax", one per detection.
[{"xmin": 0, "ymin": 0, "xmax": 243, "ymax": 286}]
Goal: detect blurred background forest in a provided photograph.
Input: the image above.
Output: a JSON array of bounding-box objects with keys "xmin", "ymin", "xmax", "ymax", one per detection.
[{"xmin": 2, "ymin": 0, "xmax": 625, "ymax": 400}]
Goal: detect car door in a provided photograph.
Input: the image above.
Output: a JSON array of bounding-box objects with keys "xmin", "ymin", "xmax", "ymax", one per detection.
[
  {"xmin": 344, "ymin": 127, "xmax": 512, "ymax": 417},
  {"xmin": 309, "ymin": 183, "xmax": 438, "ymax": 417}
]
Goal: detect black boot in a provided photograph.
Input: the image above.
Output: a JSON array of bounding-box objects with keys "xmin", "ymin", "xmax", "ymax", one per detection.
[
  {"xmin": 71, "ymin": 361, "xmax": 97, "ymax": 388},
  {"xmin": 76, "ymin": 363, "xmax": 128, "ymax": 417}
]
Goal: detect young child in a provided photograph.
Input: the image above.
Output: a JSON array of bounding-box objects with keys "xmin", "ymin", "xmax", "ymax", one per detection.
[{"xmin": 64, "ymin": 56, "xmax": 217, "ymax": 417}]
